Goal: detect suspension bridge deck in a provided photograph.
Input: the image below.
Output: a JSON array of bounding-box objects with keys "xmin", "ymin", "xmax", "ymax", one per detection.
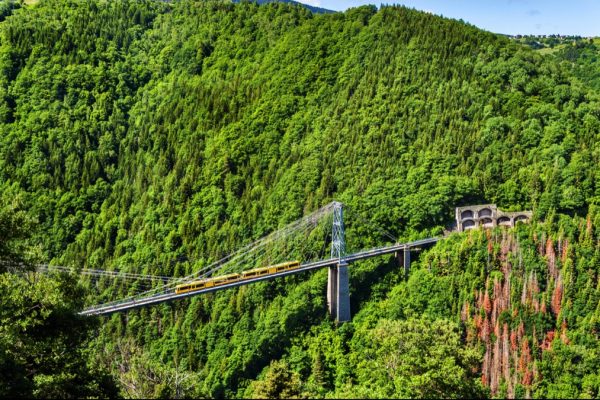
[{"xmin": 80, "ymin": 237, "xmax": 439, "ymax": 316}]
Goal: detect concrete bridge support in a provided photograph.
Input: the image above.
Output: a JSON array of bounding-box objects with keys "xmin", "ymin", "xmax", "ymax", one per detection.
[
  {"xmin": 327, "ymin": 262, "xmax": 350, "ymax": 322},
  {"xmin": 396, "ymin": 247, "xmax": 411, "ymax": 278},
  {"xmin": 403, "ymin": 247, "xmax": 411, "ymax": 277}
]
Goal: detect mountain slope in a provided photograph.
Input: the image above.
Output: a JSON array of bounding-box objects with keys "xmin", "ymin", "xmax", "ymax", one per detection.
[
  {"xmin": 233, "ymin": 0, "xmax": 335, "ymax": 14},
  {"xmin": 1, "ymin": 0, "xmax": 600, "ymax": 397}
]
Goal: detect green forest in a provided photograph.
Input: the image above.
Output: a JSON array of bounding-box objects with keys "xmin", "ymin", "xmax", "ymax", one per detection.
[
  {"xmin": 1, "ymin": 0, "xmax": 600, "ymax": 398},
  {"xmin": 514, "ymin": 35, "xmax": 600, "ymax": 93}
]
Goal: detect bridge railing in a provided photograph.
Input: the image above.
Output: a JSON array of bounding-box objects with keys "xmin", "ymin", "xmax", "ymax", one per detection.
[{"xmin": 80, "ymin": 237, "xmax": 441, "ymax": 316}]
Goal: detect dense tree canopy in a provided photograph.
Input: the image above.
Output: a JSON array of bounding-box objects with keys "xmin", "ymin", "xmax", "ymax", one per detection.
[
  {"xmin": 1, "ymin": 0, "xmax": 599, "ymax": 397},
  {"xmin": 0, "ymin": 273, "xmax": 119, "ymax": 398}
]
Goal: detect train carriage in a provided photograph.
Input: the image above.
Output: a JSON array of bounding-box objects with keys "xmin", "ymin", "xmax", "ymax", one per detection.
[{"xmin": 175, "ymin": 261, "xmax": 300, "ymax": 295}]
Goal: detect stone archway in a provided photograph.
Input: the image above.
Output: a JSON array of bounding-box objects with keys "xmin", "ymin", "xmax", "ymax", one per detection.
[
  {"xmin": 515, "ymin": 215, "xmax": 529, "ymax": 224},
  {"xmin": 462, "ymin": 219, "xmax": 476, "ymax": 230},
  {"xmin": 480, "ymin": 217, "xmax": 494, "ymax": 228},
  {"xmin": 498, "ymin": 216, "xmax": 512, "ymax": 226},
  {"xmin": 461, "ymin": 210, "xmax": 474, "ymax": 219},
  {"xmin": 479, "ymin": 208, "xmax": 492, "ymax": 218}
]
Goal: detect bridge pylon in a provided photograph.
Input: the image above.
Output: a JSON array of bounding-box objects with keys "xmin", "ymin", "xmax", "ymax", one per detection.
[{"xmin": 328, "ymin": 202, "xmax": 350, "ymax": 322}]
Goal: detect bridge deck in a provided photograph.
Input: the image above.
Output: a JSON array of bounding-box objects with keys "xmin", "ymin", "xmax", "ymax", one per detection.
[{"xmin": 80, "ymin": 237, "xmax": 439, "ymax": 316}]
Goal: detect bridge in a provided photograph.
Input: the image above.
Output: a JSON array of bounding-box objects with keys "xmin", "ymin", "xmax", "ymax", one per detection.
[{"xmin": 72, "ymin": 202, "xmax": 440, "ymax": 322}]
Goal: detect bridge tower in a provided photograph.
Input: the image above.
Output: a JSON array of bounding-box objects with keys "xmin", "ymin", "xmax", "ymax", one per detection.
[{"xmin": 327, "ymin": 201, "xmax": 350, "ymax": 322}]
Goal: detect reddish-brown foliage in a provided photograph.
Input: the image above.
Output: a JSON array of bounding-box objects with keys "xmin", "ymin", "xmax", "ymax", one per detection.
[
  {"xmin": 541, "ymin": 330, "xmax": 555, "ymax": 351},
  {"xmin": 518, "ymin": 339, "xmax": 531, "ymax": 374},
  {"xmin": 510, "ymin": 329, "xmax": 518, "ymax": 351},
  {"xmin": 482, "ymin": 317, "xmax": 491, "ymax": 342},
  {"xmin": 522, "ymin": 368, "xmax": 533, "ymax": 386},
  {"xmin": 483, "ymin": 290, "xmax": 492, "ymax": 315}
]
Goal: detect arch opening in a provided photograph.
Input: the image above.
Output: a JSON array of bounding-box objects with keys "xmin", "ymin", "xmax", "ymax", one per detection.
[
  {"xmin": 479, "ymin": 208, "xmax": 492, "ymax": 217},
  {"xmin": 515, "ymin": 215, "xmax": 529, "ymax": 224},
  {"xmin": 461, "ymin": 210, "xmax": 474, "ymax": 219},
  {"xmin": 498, "ymin": 216, "xmax": 512, "ymax": 226},
  {"xmin": 463, "ymin": 219, "xmax": 476, "ymax": 230},
  {"xmin": 463, "ymin": 219, "xmax": 475, "ymax": 231},
  {"xmin": 480, "ymin": 217, "xmax": 494, "ymax": 228}
]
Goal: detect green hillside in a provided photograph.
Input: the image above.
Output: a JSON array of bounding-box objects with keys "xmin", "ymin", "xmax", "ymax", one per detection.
[
  {"xmin": 233, "ymin": 0, "xmax": 335, "ymax": 14},
  {"xmin": 1, "ymin": 0, "xmax": 600, "ymax": 398},
  {"xmin": 513, "ymin": 35, "xmax": 600, "ymax": 93}
]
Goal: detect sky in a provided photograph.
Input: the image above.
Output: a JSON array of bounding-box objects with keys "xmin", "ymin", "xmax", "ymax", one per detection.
[{"xmin": 297, "ymin": 1, "xmax": 600, "ymax": 37}]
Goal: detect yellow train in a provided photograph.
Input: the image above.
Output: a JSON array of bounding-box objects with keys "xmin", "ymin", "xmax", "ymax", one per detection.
[{"xmin": 175, "ymin": 260, "xmax": 301, "ymax": 294}]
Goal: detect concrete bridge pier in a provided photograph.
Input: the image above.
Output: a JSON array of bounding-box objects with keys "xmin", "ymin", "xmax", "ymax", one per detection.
[
  {"xmin": 403, "ymin": 247, "xmax": 411, "ymax": 277},
  {"xmin": 327, "ymin": 261, "xmax": 350, "ymax": 322},
  {"xmin": 396, "ymin": 247, "xmax": 411, "ymax": 278}
]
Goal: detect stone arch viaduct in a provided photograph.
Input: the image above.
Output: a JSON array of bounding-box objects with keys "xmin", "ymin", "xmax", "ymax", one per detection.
[{"xmin": 455, "ymin": 204, "xmax": 532, "ymax": 232}]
